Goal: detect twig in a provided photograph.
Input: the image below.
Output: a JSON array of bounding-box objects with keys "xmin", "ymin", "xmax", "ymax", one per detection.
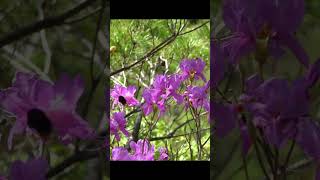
[
  {"xmin": 90, "ymin": 2, "xmax": 105, "ymax": 83},
  {"xmin": 64, "ymin": 7, "xmax": 102, "ymax": 25},
  {"xmin": 110, "ymin": 20, "xmax": 206, "ymax": 76},
  {"xmin": 178, "ymin": 21, "xmax": 209, "ymax": 36},
  {"xmin": 0, "ymin": 0, "xmax": 97, "ymax": 47},
  {"xmin": 46, "ymin": 150, "xmax": 99, "ymax": 178},
  {"xmin": 262, "ymin": 158, "xmax": 314, "ymax": 180},
  {"xmin": 2, "ymin": 46, "xmax": 51, "ymax": 82},
  {"xmin": 110, "ymin": 34, "xmax": 177, "ymax": 76},
  {"xmin": 149, "ymin": 128, "xmax": 209, "ymax": 141},
  {"xmin": 37, "ymin": 1, "xmax": 52, "ymax": 74}
]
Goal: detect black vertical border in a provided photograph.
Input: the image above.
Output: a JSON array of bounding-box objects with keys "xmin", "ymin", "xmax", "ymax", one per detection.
[{"xmin": 105, "ymin": 0, "xmax": 111, "ymax": 178}]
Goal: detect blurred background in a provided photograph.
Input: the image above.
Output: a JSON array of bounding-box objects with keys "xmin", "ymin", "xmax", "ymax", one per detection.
[
  {"xmin": 211, "ymin": 0, "xmax": 320, "ymax": 179},
  {"xmin": 0, "ymin": 0, "xmax": 109, "ymax": 179}
]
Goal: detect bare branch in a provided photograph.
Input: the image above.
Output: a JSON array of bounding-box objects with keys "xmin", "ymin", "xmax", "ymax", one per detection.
[
  {"xmin": 0, "ymin": 0, "xmax": 97, "ymax": 47},
  {"xmin": 37, "ymin": 1, "xmax": 52, "ymax": 74},
  {"xmin": 46, "ymin": 150, "xmax": 99, "ymax": 178},
  {"xmin": 110, "ymin": 21, "xmax": 209, "ymax": 76}
]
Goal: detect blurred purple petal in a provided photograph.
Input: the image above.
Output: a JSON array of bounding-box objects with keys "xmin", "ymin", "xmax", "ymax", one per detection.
[
  {"xmin": 9, "ymin": 158, "xmax": 48, "ymax": 180},
  {"xmin": 277, "ymin": 32, "xmax": 309, "ymax": 67},
  {"xmin": 213, "ymin": 102, "xmax": 237, "ymax": 137}
]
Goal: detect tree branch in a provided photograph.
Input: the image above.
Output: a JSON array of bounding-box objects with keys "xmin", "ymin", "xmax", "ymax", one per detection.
[
  {"xmin": 149, "ymin": 127, "xmax": 209, "ymax": 141},
  {"xmin": 110, "ymin": 21, "xmax": 208, "ymax": 76},
  {"xmin": 46, "ymin": 150, "xmax": 99, "ymax": 178},
  {"xmin": 110, "ymin": 34, "xmax": 177, "ymax": 76},
  {"xmin": 0, "ymin": 0, "xmax": 97, "ymax": 48}
]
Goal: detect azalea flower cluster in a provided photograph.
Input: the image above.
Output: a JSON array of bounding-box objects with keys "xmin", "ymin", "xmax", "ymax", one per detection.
[
  {"xmin": 0, "ymin": 72, "xmax": 96, "ymax": 179},
  {"xmin": 213, "ymin": 0, "xmax": 320, "ymax": 178},
  {"xmin": 110, "ymin": 58, "xmax": 210, "ymax": 160}
]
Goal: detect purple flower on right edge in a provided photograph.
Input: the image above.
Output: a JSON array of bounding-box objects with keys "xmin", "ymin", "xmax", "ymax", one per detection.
[
  {"xmin": 222, "ymin": 0, "xmax": 309, "ymax": 67},
  {"xmin": 213, "ymin": 59, "xmax": 320, "ymax": 163}
]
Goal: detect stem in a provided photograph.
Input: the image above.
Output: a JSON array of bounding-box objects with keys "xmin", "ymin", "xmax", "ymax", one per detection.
[
  {"xmin": 274, "ymin": 147, "xmax": 279, "ymax": 180},
  {"xmin": 283, "ymin": 140, "xmax": 296, "ymax": 179},
  {"xmin": 253, "ymin": 137, "xmax": 270, "ymax": 180},
  {"xmin": 243, "ymin": 154, "xmax": 250, "ymax": 180}
]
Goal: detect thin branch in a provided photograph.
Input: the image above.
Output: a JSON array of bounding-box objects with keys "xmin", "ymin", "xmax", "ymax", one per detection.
[
  {"xmin": 90, "ymin": 3, "xmax": 105, "ymax": 82},
  {"xmin": 178, "ymin": 21, "xmax": 209, "ymax": 36},
  {"xmin": 262, "ymin": 158, "xmax": 314, "ymax": 180},
  {"xmin": 110, "ymin": 34, "xmax": 177, "ymax": 76},
  {"xmin": 37, "ymin": 1, "xmax": 52, "ymax": 74},
  {"xmin": 149, "ymin": 128, "xmax": 209, "ymax": 141},
  {"xmin": 2, "ymin": 46, "xmax": 51, "ymax": 82},
  {"xmin": 46, "ymin": 150, "xmax": 99, "ymax": 178},
  {"xmin": 0, "ymin": 0, "xmax": 97, "ymax": 47},
  {"xmin": 110, "ymin": 21, "xmax": 208, "ymax": 76},
  {"xmin": 63, "ymin": 7, "xmax": 102, "ymax": 25}
]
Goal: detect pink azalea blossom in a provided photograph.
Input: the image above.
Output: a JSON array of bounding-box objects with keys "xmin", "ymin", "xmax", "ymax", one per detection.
[
  {"xmin": 142, "ymin": 74, "xmax": 183, "ymax": 117},
  {"xmin": 110, "ymin": 112, "xmax": 129, "ymax": 141},
  {"xmin": 111, "ymin": 139, "xmax": 168, "ymax": 161},
  {"xmin": 179, "ymin": 58, "xmax": 206, "ymax": 82},
  {"xmin": 158, "ymin": 147, "xmax": 169, "ymax": 160},
  {"xmin": 184, "ymin": 82, "xmax": 210, "ymax": 112},
  {"xmin": 111, "ymin": 84, "xmax": 139, "ymax": 109}
]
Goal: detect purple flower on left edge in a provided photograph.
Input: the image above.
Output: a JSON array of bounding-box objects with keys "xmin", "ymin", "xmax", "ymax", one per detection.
[
  {"xmin": 8, "ymin": 158, "xmax": 49, "ymax": 180},
  {"xmin": 110, "ymin": 112, "xmax": 129, "ymax": 141},
  {"xmin": 0, "ymin": 72, "xmax": 95, "ymax": 149},
  {"xmin": 222, "ymin": 0, "xmax": 309, "ymax": 67},
  {"xmin": 111, "ymin": 84, "xmax": 139, "ymax": 109}
]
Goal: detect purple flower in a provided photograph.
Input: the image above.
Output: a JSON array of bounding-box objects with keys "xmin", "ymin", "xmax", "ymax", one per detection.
[
  {"xmin": 158, "ymin": 147, "xmax": 169, "ymax": 160},
  {"xmin": 142, "ymin": 74, "xmax": 183, "ymax": 116},
  {"xmin": 110, "ymin": 112, "xmax": 130, "ymax": 141},
  {"xmin": 112, "ymin": 147, "xmax": 132, "ymax": 161},
  {"xmin": 111, "ymin": 84, "xmax": 139, "ymax": 109},
  {"xmin": 141, "ymin": 88, "xmax": 157, "ymax": 116},
  {"xmin": 222, "ymin": 0, "xmax": 309, "ymax": 67},
  {"xmin": 9, "ymin": 158, "xmax": 48, "ymax": 180},
  {"xmin": 179, "ymin": 58, "xmax": 206, "ymax": 82},
  {"xmin": 0, "ymin": 72, "xmax": 95, "ymax": 149},
  {"xmin": 184, "ymin": 82, "xmax": 210, "ymax": 112},
  {"xmin": 111, "ymin": 139, "xmax": 156, "ymax": 161},
  {"xmin": 241, "ymin": 59, "xmax": 320, "ymax": 149},
  {"xmin": 129, "ymin": 139, "xmax": 155, "ymax": 161}
]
